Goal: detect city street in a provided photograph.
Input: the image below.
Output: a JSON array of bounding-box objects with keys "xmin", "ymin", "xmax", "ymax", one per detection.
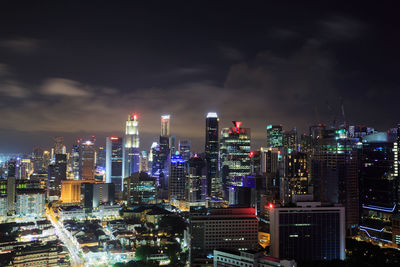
[{"xmin": 46, "ymin": 206, "xmax": 84, "ymax": 267}]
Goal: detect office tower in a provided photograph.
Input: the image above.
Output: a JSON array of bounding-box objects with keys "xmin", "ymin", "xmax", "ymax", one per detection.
[
  {"xmin": 205, "ymin": 112, "xmax": 220, "ymax": 199},
  {"xmin": 159, "ymin": 136, "xmax": 170, "ymax": 187},
  {"xmin": 189, "ymin": 207, "xmax": 258, "ymax": 255},
  {"xmin": 186, "ymin": 155, "xmax": 206, "ymax": 203},
  {"xmin": 124, "ymin": 172, "xmax": 157, "ymax": 204},
  {"xmin": 220, "ymin": 121, "xmax": 251, "ymax": 193},
  {"xmin": 43, "ymin": 150, "xmax": 51, "ymax": 170},
  {"xmin": 266, "ymin": 125, "xmax": 283, "ymax": 148},
  {"xmin": 124, "ymin": 114, "xmax": 140, "ymax": 177},
  {"xmin": 96, "ymin": 146, "xmax": 106, "ymax": 168},
  {"xmin": 71, "ymin": 139, "xmax": 81, "ymax": 179},
  {"xmin": 106, "ymin": 136, "xmax": 123, "ymax": 192},
  {"xmin": 311, "ymin": 128, "xmax": 359, "ymax": 231},
  {"xmin": 139, "ymin": 150, "xmax": 149, "ymax": 172},
  {"xmin": 168, "ymin": 154, "xmax": 186, "ymax": 201},
  {"xmin": 80, "ymin": 139, "xmax": 96, "ymax": 180},
  {"xmin": 47, "ymin": 154, "xmax": 67, "ymax": 197},
  {"xmin": 299, "ymin": 134, "xmax": 312, "ymax": 154},
  {"xmin": 178, "ymin": 140, "xmax": 191, "ymax": 162},
  {"xmin": 286, "ymin": 151, "xmax": 309, "ymax": 197},
  {"xmin": 161, "ymin": 114, "xmax": 170, "ymax": 137},
  {"xmin": 359, "ymin": 131, "xmax": 398, "ymax": 243},
  {"xmin": 150, "ymin": 142, "xmax": 161, "ymax": 176},
  {"xmin": 283, "ymin": 128, "xmax": 298, "ymax": 152},
  {"xmin": 53, "ymin": 136, "xmax": 64, "ymax": 155},
  {"xmin": 170, "ymin": 134, "xmax": 176, "ymax": 155},
  {"xmin": 269, "ymin": 201, "xmax": 345, "ymax": 261},
  {"xmin": 249, "ymin": 150, "xmax": 261, "ymax": 175},
  {"xmin": 32, "ymin": 147, "xmax": 44, "ymax": 173}
]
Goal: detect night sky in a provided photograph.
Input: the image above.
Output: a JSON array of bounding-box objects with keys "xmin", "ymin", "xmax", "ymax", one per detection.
[{"xmin": 1, "ymin": 1, "xmax": 399, "ymax": 153}]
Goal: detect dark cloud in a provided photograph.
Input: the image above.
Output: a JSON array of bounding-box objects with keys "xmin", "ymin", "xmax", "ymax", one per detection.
[
  {"xmin": 0, "ymin": 38, "xmax": 40, "ymax": 53},
  {"xmin": 0, "ymin": 1, "xmax": 398, "ymax": 153}
]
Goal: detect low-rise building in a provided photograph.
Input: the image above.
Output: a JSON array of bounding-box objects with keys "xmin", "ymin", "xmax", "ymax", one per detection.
[{"xmin": 213, "ymin": 249, "xmax": 297, "ymax": 267}]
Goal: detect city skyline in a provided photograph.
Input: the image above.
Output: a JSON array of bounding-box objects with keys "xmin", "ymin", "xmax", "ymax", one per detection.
[{"xmin": 1, "ymin": 1, "xmax": 400, "ymax": 152}]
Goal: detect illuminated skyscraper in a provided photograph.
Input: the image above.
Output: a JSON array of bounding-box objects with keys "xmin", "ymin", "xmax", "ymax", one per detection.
[
  {"xmin": 178, "ymin": 140, "xmax": 191, "ymax": 162},
  {"xmin": 205, "ymin": 112, "xmax": 220, "ymax": 198},
  {"xmin": 161, "ymin": 115, "xmax": 170, "ymax": 137},
  {"xmin": 168, "ymin": 154, "xmax": 186, "ymax": 201},
  {"xmin": 53, "ymin": 136, "xmax": 65, "ymax": 155},
  {"xmin": 106, "ymin": 137, "xmax": 124, "ymax": 192},
  {"xmin": 124, "ymin": 114, "xmax": 140, "ymax": 178},
  {"xmin": 266, "ymin": 125, "xmax": 283, "ymax": 148},
  {"xmin": 80, "ymin": 139, "xmax": 96, "ymax": 180},
  {"xmin": 220, "ymin": 121, "xmax": 251, "ymax": 194}
]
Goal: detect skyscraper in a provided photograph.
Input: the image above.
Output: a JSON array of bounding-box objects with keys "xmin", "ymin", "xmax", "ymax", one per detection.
[
  {"xmin": 266, "ymin": 125, "xmax": 283, "ymax": 148},
  {"xmin": 161, "ymin": 114, "xmax": 170, "ymax": 137},
  {"xmin": 311, "ymin": 128, "xmax": 359, "ymax": 231},
  {"xmin": 80, "ymin": 139, "xmax": 96, "ymax": 180},
  {"xmin": 32, "ymin": 147, "xmax": 45, "ymax": 173},
  {"xmin": 178, "ymin": 140, "xmax": 191, "ymax": 162},
  {"xmin": 220, "ymin": 121, "xmax": 251, "ymax": 195},
  {"xmin": 205, "ymin": 112, "xmax": 220, "ymax": 199},
  {"xmin": 168, "ymin": 154, "xmax": 186, "ymax": 201},
  {"xmin": 106, "ymin": 137, "xmax": 123, "ymax": 192},
  {"xmin": 124, "ymin": 114, "xmax": 140, "ymax": 178},
  {"xmin": 53, "ymin": 136, "xmax": 65, "ymax": 155}
]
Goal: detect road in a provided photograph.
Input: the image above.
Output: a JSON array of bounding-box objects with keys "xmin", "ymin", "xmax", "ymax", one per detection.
[{"xmin": 46, "ymin": 206, "xmax": 84, "ymax": 267}]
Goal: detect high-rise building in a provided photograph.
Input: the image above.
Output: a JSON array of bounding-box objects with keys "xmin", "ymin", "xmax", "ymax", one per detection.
[
  {"xmin": 169, "ymin": 154, "xmax": 186, "ymax": 201},
  {"xmin": 106, "ymin": 136, "xmax": 124, "ymax": 192},
  {"xmin": 32, "ymin": 147, "xmax": 44, "ymax": 173},
  {"xmin": 80, "ymin": 139, "xmax": 96, "ymax": 180},
  {"xmin": 311, "ymin": 128, "xmax": 359, "ymax": 231},
  {"xmin": 359, "ymin": 132, "xmax": 398, "ymax": 243},
  {"xmin": 124, "ymin": 172, "xmax": 157, "ymax": 204},
  {"xmin": 71, "ymin": 139, "xmax": 81, "ymax": 179},
  {"xmin": 270, "ymin": 201, "xmax": 345, "ymax": 261},
  {"xmin": 139, "ymin": 150, "xmax": 149, "ymax": 173},
  {"xmin": 205, "ymin": 112, "xmax": 220, "ymax": 199},
  {"xmin": 178, "ymin": 140, "xmax": 191, "ymax": 162},
  {"xmin": 161, "ymin": 114, "xmax": 170, "ymax": 137},
  {"xmin": 124, "ymin": 114, "xmax": 140, "ymax": 178},
  {"xmin": 220, "ymin": 121, "xmax": 251, "ymax": 194},
  {"xmin": 286, "ymin": 151, "xmax": 309, "ymax": 197},
  {"xmin": 283, "ymin": 128, "xmax": 298, "ymax": 152},
  {"xmin": 186, "ymin": 155, "xmax": 206, "ymax": 203},
  {"xmin": 53, "ymin": 136, "xmax": 65, "ymax": 155},
  {"xmin": 96, "ymin": 146, "xmax": 106, "ymax": 169},
  {"xmin": 266, "ymin": 125, "xmax": 283, "ymax": 148}
]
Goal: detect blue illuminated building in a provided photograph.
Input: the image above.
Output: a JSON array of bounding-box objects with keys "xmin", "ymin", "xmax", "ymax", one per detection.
[{"xmin": 168, "ymin": 154, "xmax": 186, "ymax": 201}]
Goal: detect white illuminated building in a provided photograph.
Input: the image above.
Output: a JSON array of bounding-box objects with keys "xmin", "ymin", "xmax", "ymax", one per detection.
[{"xmin": 124, "ymin": 114, "xmax": 140, "ymax": 178}]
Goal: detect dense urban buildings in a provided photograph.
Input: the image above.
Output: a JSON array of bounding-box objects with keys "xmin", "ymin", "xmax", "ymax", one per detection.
[{"xmin": 1, "ymin": 2, "xmax": 400, "ymax": 266}]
